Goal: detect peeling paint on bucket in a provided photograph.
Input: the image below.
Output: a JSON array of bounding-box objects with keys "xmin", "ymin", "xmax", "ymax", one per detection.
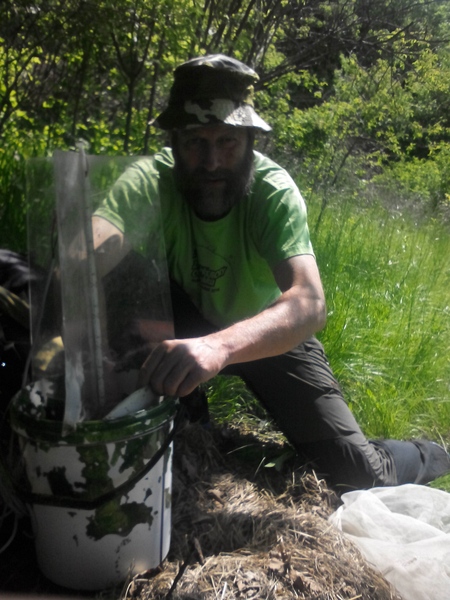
[{"xmin": 9, "ymin": 383, "xmax": 178, "ymax": 590}]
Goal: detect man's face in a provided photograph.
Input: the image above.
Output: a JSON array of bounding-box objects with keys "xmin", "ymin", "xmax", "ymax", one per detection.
[{"xmin": 172, "ymin": 124, "xmax": 254, "ymax": 221}]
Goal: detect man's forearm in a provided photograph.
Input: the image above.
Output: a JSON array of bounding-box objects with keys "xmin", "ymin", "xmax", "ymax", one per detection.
[
  {"xmin": 205, "ymin": 286, "xmax": 327, "ymax": 369},
  {"xmin": 140, "ymin": 286, "xmax": 326, "ymax": 398},
  {"xmin": 140, "ymin": 253, "xmax": 327, "ymax": 397}
]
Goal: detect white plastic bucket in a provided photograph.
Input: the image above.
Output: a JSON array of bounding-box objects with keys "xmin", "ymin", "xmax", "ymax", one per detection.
[{"xmin": 8, "ymin": 385, "xmax": 178, "ymax": 590}]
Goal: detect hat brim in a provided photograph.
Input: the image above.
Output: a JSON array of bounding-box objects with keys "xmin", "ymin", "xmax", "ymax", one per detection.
[{"xmin": 154, "ymin": 98, "xmax": 271, "ymax": 132}]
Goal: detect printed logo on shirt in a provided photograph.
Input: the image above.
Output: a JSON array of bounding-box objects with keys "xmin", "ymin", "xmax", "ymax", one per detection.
[{"xmin": 191, "ymin": 253, "xmax": 227, "ymax": 292}]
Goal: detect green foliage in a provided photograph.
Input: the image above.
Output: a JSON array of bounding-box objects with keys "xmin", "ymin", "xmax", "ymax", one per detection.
[
  {"xmin": 376, "ymin": 146, "xmax": 450, "ymax": 213},
  {"xmin": 206, "ymin": 376, "xmax": 262, "ymax": 424},
  {"xmin": 1, "ymin": 0, "xmax": 449, "ymax": 263}
]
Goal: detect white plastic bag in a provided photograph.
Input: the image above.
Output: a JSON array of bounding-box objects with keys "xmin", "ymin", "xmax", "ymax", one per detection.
[{"xmin": 329, "ymin": 484, "xmax": 450, "ymax": 600}]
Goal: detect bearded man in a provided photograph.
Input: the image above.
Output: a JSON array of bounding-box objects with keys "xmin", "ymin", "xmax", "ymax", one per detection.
[{"xmin": 93, "ymin": 54, "xmax": 450, "ymax": 491}]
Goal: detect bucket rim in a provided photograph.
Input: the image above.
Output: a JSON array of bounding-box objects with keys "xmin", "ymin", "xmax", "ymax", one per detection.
[
  {"xmin": 7, "ymin": 403, "xmax": 184, "ymax": 510},
  {"xmin": 9, "ymin": 388, "xmax": 178, "ymax": 445}
]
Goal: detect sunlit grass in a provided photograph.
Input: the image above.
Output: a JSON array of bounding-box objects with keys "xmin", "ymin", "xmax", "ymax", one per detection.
[
  {"xmin": 312, "ymin": 196, "xmax": 450, "ymax": 445},
  {"xmin": 209, "ymin": 191, "xmax": 450, "ymax": 490}
]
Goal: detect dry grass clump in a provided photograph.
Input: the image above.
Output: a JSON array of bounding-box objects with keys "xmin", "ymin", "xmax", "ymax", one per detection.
[{"xmin": 121, "ymin": 421, "xmax": 401, "ymax": 600}]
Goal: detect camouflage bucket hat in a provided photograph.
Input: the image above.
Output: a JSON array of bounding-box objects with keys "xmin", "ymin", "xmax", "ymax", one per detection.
[{"xmin": 153, "ymin": 54, "xmax": 271, "ymax": 132}]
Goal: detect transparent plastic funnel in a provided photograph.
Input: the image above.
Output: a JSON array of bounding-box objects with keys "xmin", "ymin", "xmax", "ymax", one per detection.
[{"xmin": 26, "ymin": 151, "xmax": 173, "ymax": 430}]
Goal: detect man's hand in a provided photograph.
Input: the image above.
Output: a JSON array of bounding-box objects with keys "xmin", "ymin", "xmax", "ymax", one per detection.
[
  {"xmin": 139, "ymin": 254, "xmax": 326, "ymax": 398},
  {"xmin": 139, "ymin": 337, "xmax": 228, "ymax": 397}
]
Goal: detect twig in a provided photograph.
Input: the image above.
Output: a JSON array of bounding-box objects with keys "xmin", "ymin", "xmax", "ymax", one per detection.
[{"xmin": 165, "ymin": 546, "xmax": 195, "ymax": 600}]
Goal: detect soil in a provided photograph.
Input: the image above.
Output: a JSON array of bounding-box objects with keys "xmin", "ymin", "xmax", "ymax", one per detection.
[{"xmin": 0, "ymin": 417, "xmax": 402, "ymax": 600}]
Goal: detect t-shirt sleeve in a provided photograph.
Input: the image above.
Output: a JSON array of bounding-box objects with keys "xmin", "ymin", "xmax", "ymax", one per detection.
[
  {"xmin": 250, "ymin": 167, "xmax": 314, "ymax": 267},
  {"xmin": 94, "ymin": 157, "xmax": 161, "ymax": 252}
]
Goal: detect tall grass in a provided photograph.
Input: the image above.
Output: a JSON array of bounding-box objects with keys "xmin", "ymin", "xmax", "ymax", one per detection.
[
  {"xmin": 208, "ymin": 191, "xmax": 450, "ymax": 464},
  {"xmin": 311, "ymin": 195, "xmax": 450, "ymax": 444}
]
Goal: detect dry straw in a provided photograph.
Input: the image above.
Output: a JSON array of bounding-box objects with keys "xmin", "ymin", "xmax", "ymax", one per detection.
[{"xmin": 122, "ymin": 421, "xmax": 401, "ymax": 600}]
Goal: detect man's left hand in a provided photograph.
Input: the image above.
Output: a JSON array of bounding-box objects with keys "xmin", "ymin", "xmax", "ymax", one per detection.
[{"xmin": 139, "ymin": 337, "xmax": 227, "ymax": 397}]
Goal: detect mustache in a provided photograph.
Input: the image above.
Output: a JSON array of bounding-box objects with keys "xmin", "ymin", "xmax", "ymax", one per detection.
[{"xmin": 189, "ymin": 169, "xmax": 233, "ymax": 182}]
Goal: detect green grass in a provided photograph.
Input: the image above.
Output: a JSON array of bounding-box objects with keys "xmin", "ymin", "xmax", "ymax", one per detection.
[
  {"xmin": 312, "ymin": 196, "xmax": 450, "ymax": 444},
  {"xmin": 208, "ymin": 191, "xmax": 450, "ymax": 490}
]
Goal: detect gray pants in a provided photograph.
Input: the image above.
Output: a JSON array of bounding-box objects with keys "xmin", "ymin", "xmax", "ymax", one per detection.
[
  {"xmin": 172, "ymin": 283, "xmax": 450, "ymax": 491},
  {"xmin": 223, "ymin": 338, "xmax": 449, "ymax": 490}
]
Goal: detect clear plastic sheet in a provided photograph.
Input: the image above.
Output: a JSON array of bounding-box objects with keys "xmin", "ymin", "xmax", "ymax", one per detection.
[{"xmin": 26, "ymin": 151, "xmax": 173, "ymax": 431}]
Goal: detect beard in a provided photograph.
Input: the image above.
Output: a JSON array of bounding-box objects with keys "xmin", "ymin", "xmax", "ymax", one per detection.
[{"xmin": 172, "ymin": 140, "xmax": 255, "ymax": 221}]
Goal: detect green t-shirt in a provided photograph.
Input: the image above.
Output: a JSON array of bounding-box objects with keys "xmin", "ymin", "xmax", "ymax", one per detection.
[{"xmin": 96, "ymin": 148, "xmax": 314, "ymax": 328}]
